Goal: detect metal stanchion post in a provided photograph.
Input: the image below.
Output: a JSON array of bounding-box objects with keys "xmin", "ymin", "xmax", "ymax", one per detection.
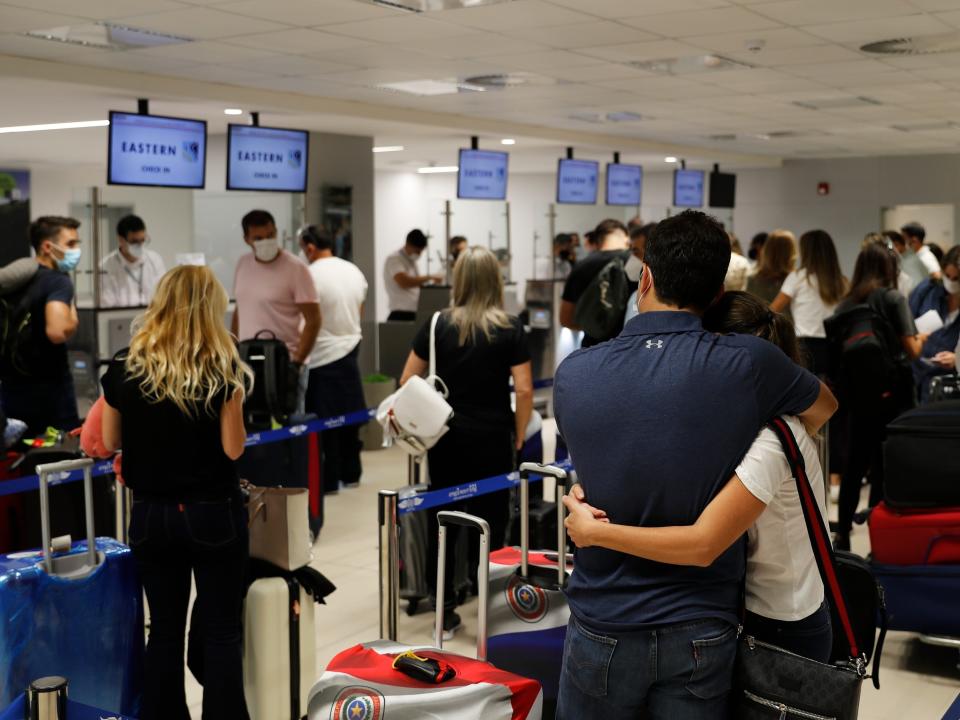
[
  {"xmin": 378, "ymin": 490, "xmax": 400, "ymax": 641},
  {"xmin": 114, "ymin": 481, "xmax": 132, "ymax": 544}
]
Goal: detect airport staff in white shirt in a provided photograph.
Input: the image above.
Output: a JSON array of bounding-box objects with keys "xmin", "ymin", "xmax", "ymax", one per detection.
[
  {"xmin": 300, "ymin": 225, "xmax": 368, "ymax": 493},
  {"xmin": 383, "ymin": 229, "xmax": 442, "ymax": 321},
  {"xmin": 99, "ymin": 215, "xmax": 166, "ymax": 307},
  {"xmin": 901, "ymin": 222, "xmax": 942, "ymax": 286}
]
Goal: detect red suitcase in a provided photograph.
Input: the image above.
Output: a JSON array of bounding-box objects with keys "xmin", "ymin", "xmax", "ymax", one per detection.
[{"xmin": 869, "ymin": 501, "xmax": 960, "ymax": 565}]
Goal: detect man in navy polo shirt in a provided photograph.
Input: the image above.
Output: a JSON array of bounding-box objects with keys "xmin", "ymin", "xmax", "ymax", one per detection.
[{"xmin": 554, "ymin": 211, "xmax": 837, "ymax": 719}]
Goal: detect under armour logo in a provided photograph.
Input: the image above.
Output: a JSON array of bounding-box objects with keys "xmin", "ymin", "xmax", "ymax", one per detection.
[{"xmin": 645, "ymin": 339, "xmax": 663, "ymax": 349}]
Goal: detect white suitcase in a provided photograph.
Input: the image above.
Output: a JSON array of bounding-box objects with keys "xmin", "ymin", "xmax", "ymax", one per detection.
[{"xmin": 244, "ymin": 576, "xmax": 317, "ymax": 720}]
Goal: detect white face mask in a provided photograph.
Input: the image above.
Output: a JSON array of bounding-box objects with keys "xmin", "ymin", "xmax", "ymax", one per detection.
[
  {"xmin": 253, "ymin": 238, "xmax": 280, "ymax": 262},
  {"xmin": 126, "ymin": 243, "xmax": 144, "ymax": 261},
  {"xmin": 408, "ymin": 251, "xmax": 421, "ymax": 262},
  {"xmin": 944, "ymin": 276, "xmax": 960, "ymax": 295},
  {"xmin": 624, "ymin": 254, "xmax": 644, "ymax": 283}
]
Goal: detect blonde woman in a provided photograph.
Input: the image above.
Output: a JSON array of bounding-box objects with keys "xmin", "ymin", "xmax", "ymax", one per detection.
[
  {"xmin": 101, "ymin": 265, "xmax": 253, "ymax": 720},
  {"xmin": 400, "ymin": 246, "xmax": 533, "ymax": 639}
]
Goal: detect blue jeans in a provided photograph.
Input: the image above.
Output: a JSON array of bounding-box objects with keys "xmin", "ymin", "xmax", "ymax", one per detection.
[
  {"xmin": 557, "ymin": 616, "xmax": 738, "ymax": 720},
  {"xmin": 743, "ymin": 602, "xmax": 832, "ymax": 663}
]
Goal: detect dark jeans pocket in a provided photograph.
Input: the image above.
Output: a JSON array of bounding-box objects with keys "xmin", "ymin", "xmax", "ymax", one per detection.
[
  {"xmin": 127, "ymin": 501, "xmax": 152, "ymax": 548},
  {"xmin": 686, "ymin": 623, "xmax": 738, "ymax": 700},
  {"xmin": 183, "ymin": 500, "xmax": 239, "ymax": 548},
  {"xmin": 564, "ymin": 619, "xmax": 617, "ymax": 698}
]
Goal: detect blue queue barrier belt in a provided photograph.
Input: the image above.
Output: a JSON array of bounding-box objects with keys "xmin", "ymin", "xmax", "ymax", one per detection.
[
  {"xmin": 397, "ymin": 459, "xmax": 573, "ymax": 516},
  {"xmin": 943, "ymin": 692, "xmax": 960, "ymax": 720},
  {"xmin": 0, "ymin": 378, "xmax": 556, "ymax": 499}
]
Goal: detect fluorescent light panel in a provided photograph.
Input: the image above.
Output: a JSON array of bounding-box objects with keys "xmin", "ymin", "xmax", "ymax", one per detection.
[
  {"xmin": 224, "ymin": 108, "xmax": 243, "ymax": 115},
  {"xmin": 501, "ymin": 139, "xmax": 515, "ymax": 145},
  {"xmin": 664, "ymin": 156, "xmax": 678, "ymax": 163},
  {"xmin": 373, "ymin": 145, "xmax": 405, "ymax": 153},
  {"xmin": 0, "ymin": 120, "xmax": 109, "ymax": 134},
  {"xmin": 418, "ymin": 166, "xmax": 458, "ymax": 174}
]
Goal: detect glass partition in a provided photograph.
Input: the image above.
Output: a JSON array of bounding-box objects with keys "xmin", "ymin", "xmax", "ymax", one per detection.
[{"xmin": 427, "ymin": 199, "xmax": 510, "ymax": 282}]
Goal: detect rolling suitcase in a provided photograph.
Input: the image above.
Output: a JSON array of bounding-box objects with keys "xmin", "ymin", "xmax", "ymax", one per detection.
[
  {"xmin": 868, "ymin": 501, "xmax": 960, "ymax": 565},
  {"xmin": 871, "ymin": 563, "xmax": 960, "ymax": 636},
  {"xmin": 0, "ymin": 458, "xmax": 143, "ymax": 716},
  {"xmin": 883, "ymin": 401, "xmax": 960, "ymax": 509},
  {"xmin": 308, "ymin": 511, "xmax": 543, "ymax": 719},
  {"xmin": 489, "ymin": 463, "xmax": 571, "ymax": 716},
  {"xmin": 928, "ymin": 373, "xmax": 960, "ymax": 403},
  {"xmin": 244, "ymin": 575, "xmax": 317, "ymax": 720}
]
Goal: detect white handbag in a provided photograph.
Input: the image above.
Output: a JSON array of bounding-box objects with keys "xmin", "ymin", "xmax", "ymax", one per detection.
[{"xmin": 377, "ymin": 312, "xmax": 454, "ymax": 457}]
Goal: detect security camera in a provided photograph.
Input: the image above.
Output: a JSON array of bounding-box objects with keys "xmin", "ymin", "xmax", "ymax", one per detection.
[{"xmin": 745, "ymin": 39, "xmax": 766, "ymax": 53}]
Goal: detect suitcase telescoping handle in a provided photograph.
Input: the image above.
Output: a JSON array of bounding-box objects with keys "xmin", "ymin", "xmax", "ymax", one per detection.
[
  {"xmin": 35, "ymin": 458, "xmax": 98, "ymax": 575},
  {"xmin": 518, "ymin": 462, "xmax": 569, "ymax": 586},
  {"xmin": 435, "ymin": 511, "xmax": 490, "ymax": 661}
]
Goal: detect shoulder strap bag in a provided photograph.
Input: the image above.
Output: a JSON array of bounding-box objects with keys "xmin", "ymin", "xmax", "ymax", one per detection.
[
  {"xmin": 733, "ymin": 417, "xmax": 870, "ymax": 720},
  {"xmin": 376, "ymin": 312, "xmax": 453, "ymax": 458}
]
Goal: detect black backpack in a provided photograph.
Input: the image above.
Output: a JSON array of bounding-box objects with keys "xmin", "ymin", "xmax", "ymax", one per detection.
[
  {"xmin": 573, "ymin": 254, "xmax": 629, "ymax": 341},
  {"xmin": 824, "ymin": 293, "xmax": 902, "ymax": 406},
  {"xmin": 237, "ymin": 330, "xmax": 301, "ymax": 431},
  {"xmin": 0, "ymin": 258, "xmax": 39, "ymax": 377}
]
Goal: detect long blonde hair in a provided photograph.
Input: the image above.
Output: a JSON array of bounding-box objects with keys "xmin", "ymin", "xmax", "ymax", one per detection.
[
  {"xmin": 126, "ymin": 265, "xmax": 252, "ymax": 417},
  {"xmin": 757, "ymin": 229, "xmax": 797, "ymax": 282},
  {"xmin": 448, "ymin": 246, "xmax": 511, "ymax": 346}
]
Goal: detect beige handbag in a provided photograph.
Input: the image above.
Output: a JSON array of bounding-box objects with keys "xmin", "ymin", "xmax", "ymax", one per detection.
[{"xmin": 243, "ymin": 481, "xmax": 313, "ymax": 571}]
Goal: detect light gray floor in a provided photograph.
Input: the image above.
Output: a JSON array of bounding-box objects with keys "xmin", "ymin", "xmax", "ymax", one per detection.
[{"xmin": 184, "ymin": 432, "xmax": 960, "ymax": 719}]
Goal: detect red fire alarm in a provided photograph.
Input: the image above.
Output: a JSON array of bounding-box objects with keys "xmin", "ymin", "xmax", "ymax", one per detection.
[{"xmin": 817, "ymin": 182, "xmax": 830, "ymax": 196}]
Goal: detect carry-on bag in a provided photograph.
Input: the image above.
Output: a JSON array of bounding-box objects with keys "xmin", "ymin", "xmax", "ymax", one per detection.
[
  {"xmin": 488, "ymin": 463, "xmax": 571, "ymax": 712},
  {"xmin": 308, "ymin": 511, "xmax": 543, "ymax": 719},
  {"xmin": 733, "ymin": 418, "xmax": 874, "ymax": 720},
  {"xmin": 239, "ymin": 330, "xmax": 302, "ymax": 430},
  {"xmin": 244, "ymin": 481, "xmax": 313, "ymax": 571},
  {"xmin": 871, "ymin": 562, "xmax": 960, "ymax": 636},
  {"xmin": 244, "ymin": 575, "xmax": 318, "ymax": 720},
  {"xmin": 928, "ymin": 373, "xmax": 960, "ymax": 403},
  {"xmin": 883, "ymin": 400, "xmax": 960, "ymax": 509},
  {"xmin": 868, "ymin": 501, "xmax": 960, "ymax": 565},
  {"xmin": 0, "ymin": 458, "xmax": 143, "ymax": 716}
]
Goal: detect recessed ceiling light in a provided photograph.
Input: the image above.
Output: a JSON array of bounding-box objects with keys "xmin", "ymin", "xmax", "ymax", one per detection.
[
  {"xmin": 664, "ymin": 156, "xmax": 678, "ymax": 163},
  {"xmin": 418, "ymin": 166, "xmax": 459, "ymax": 174},
  {"xmin": 0, "ymin": 119, "xmax": 109, "ymax": 135},
  {"xmin": 501, "ymin": 139, "xmax": 515, "ymax": 145},
  {"xmin": 25, "ymin": 22, "xmax": 191, "ymax": 50},
  {"xmin": 373, "ymin": 145, "xmax": 405, "ymax": 153},
  {"xmin": 377, "ymin": 79, "xmax": 484, "ymax": 96},
  {"xmin": 224, "ymin": 108, "xmax": 243, "ymax": 116}
]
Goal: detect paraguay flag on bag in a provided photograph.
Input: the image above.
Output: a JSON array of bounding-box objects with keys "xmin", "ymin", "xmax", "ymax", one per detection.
[{"xmin": 308, "ymin": 640, "xmax": 543, "ymax": 720}]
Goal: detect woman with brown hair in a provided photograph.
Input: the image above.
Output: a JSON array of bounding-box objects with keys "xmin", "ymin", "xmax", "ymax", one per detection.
[
  {"xmin": 746, "ymin": 229, "xmax": 796, "ymax": 313},
  {"xmin": 400, "ymin": 246, "xmax": 533, "ymax": 639},
  {"xmin": 771, "ymin": 229, "xmax": 848, "ymax": 375}
]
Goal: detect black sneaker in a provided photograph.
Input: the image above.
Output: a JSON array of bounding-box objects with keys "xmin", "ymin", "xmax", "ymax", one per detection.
[
  {"xmin": 436, "ymin": 611, "xmax": 462, "ymax": 642},
  {"xmin": 833, "ymin": 532, "xmax": 850, "ymax": 552}
]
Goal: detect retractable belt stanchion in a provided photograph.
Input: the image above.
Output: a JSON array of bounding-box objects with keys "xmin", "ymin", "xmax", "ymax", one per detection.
[
  {"xmin": 114, "ymin": 482, "xmax": 132, "ymax": 545},
  {"xmin": 378, "ymin": 490, "xmax": 400, "ymax": 642}
]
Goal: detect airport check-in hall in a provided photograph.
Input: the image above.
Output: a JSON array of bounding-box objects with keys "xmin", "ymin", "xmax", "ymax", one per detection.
[{"xmin": 1, "ymin": 1, "xmax": 960, "ymax": 719}]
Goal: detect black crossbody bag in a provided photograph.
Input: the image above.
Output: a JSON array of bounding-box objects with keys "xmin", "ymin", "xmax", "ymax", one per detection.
[{"xmin": 733, "ymin": 417, "xmax": 873, "ymax": 720}]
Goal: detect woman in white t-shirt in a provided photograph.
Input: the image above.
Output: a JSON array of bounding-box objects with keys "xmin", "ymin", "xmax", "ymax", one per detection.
[
  {"xmin": 771, "ymin": 229, "xmax": 847, "ymax": 376},
  {"xmin": 564, "ymin": 292, "xmax": 832, "ymax": 662}
]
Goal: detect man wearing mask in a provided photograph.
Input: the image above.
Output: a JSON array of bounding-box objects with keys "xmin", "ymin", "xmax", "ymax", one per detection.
[
  {"xmin": 901, "ymin": 222, "xmax": 941, "ymax": 287},
  {"xmin": 231, "ymin": 210, "xmax": 320, "ymax": 404},
  {"xmin": 446, "ymin": 235, "xmax": 468, "ymax": 283},
  {"xmin": 0, "ymin": 216, "xmax": 82, "ymax": 434},
  {"xmin": 99, "ymin": 214, "xmax": 166, "ymax": 307},
  {"xmin": 383, "ymin": 229, "xmax": 442, "ymax": 321}
]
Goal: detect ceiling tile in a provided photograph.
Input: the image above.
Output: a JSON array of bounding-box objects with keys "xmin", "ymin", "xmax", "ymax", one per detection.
[
  {"xmin": 933, "ymin": 9, "xmax": 960, "ymax": 28},
  {"xmin": 499, "ymin": 20, "xmax": 656, "ymax": 47},
  {"xmin": 0, "ymin": 32, "xmax": 91, "ymax": 60},
  {"xmin": 218, "ymin": 0, "xmax": 397, "ymax": 25},
  {"xmin": 316, "ymin": 67, "xmax": 430, "ymax": 86},
  {"xmin": 0, "ymin": 0, "xmax": 188, "ymax": 21},
  {"xmin": 224, "ymin": 28, "xmax": 372, "ymax": 54},
  {"xmin": 727, "ymin": 44, "xmax": 863, "ymax": 67},
  {"xmin": 546, "ymin": 0, "xmax": 731, "ymax": 19},
  {"xmin": 577, "ymin": 39, "xmax": 707, "ymax": 62},
  {"xmin": 543, "ymin": 62, "xmax": 655, "ymax": 82},
  {"xmin": 308, "ymin": 44, "xmax": 441, "ymax": 71},
  {"xmin": 438, "ymin": 1, "xmax": 592, "ymax": 31},
  {"xmin": 0, "ymin": 5, "xmax": 87, "ymax": 32},
  {"xmin": 491, "ymin": 49, "xmax": 608, "ymax": 72},
  {"xmin": 803, "ymin": 13, "xmax": 953, "ymax": 43},
  {"xmin": 114, "ymin": 6, "xmax": 289, "ymax": 40},
  {"xmin": 750, "ymin": 0, "xmax": 921, "ymax": 25},
  {"xmin": 907, "ymin": 0, "xmax": 960, "ymax": 9},
  {"xmin": 70, "ymin": 49, "xmax": 199, "ymax": 75},
  {"xmin": 130, "ymin": 39, "xmax": 277, "ymax": 63},
  {"xmin": 413, "ymin": 31, "xmax": 549, "ymax": 59},
  {"xmin": 683, "ymin": 27, "xmax": 824, "ymax": 54},
  {"xmin": 222, "ymin": 54, "xmax": 359, "ymax": 76},
  {"xmin": 319, "ymin": 15, "xmax": 475, "ymax": 43},
  {"xmin": 622, "ymin": 7, "xmax": 783, "ymax": 37}
]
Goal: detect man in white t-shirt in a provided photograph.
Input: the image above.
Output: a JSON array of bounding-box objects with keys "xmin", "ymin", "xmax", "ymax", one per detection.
[
  {"xmin": 99, "ymin": 214, "xmax": 166, "ymax": 307},
  {"xmin": 301, "ymin": 226, "xmax": 369, "ymax": 492},
  {"xmin": 901, "ymin": 222, "xmax": 942, "ymax": 286},
  {"xmin": 383, "ymin": 229, "xmax": 443, "ymax": 321}
]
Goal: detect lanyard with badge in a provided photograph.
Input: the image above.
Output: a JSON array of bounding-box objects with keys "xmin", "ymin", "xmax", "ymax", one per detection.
[{"xmin": 121, "ymin": 258, "xmax": 145, "ymax": 304}]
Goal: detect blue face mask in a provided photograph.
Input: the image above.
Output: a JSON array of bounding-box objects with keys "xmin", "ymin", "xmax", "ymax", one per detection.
[{"xmin": 54, "ymin": 246, "xmax": 82, "ymax": 273}]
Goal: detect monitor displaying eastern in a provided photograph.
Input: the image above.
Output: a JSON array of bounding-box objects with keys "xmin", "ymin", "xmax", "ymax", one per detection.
[
  {"xmin": 227, "ymin": 125, "xmax": 309, "ymax": 192},
  {"xmin": 108, "ymin": 111, "xmax": 207, "ymax": 189},
  {"xmin": 557, "ymin": 159, "xmax": 599, "ymax": 204},
  {"xmin": 673, "ymin": 169, "xmax": 705, "ymax": 208},
  {"xmin": 606, "ymin": 163, "xmax": 643, "ymax": 206},
  {"xmin": 457, "ymin": 149, "xmax": 509, "ymax": 200}
]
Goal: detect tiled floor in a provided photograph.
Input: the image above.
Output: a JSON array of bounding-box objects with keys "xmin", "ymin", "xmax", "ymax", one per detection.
[{"xmin": 185, "ymin": 434, "xmax": 960, "ymax": 719}]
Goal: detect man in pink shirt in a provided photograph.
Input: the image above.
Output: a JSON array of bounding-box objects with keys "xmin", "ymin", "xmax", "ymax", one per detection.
[{"xmin": 231, "ymin": 210, "xmax": 321, "ymax": 407}]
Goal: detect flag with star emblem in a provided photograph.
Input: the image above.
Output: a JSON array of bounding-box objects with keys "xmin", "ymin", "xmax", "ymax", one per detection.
[{"xmin": 308, "ymin": 640, "xmax": 542, "ymax": 720}]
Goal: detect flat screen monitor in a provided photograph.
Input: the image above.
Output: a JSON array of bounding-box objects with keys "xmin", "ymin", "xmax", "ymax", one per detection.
[
  {"xmin": 605, "ymin": 163, "xmax": 643, "ymax": 206},
  {"xmin": 108, "ymin": 111, "xmax": 207, "ymax": 189},
  {"xmin": 227, "ymin": 124, "xmax": 309, "ymax": 193},
  {"xmin": 557, "ymin": 158, "xmax": 599, "ymax": 204},
  {"xmin": 709, "ymin": 171, "xmax": 737, "ymax": 208},
  {"xmin": 457, "ymin": 149, "xmax": 508, "ymax": 200},
  {"xmin": 673, "ymin": 169, "xmax": 705, "ymax": 208}
]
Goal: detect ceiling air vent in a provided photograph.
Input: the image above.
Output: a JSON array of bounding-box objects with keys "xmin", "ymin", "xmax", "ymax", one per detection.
[
  {"xmin": 861, "ymin": 32, "xmax": 960, "ymax": 56},
  {"xmin": 460, "ymin": 73, "xmax": 556, "ymax": 90}
]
